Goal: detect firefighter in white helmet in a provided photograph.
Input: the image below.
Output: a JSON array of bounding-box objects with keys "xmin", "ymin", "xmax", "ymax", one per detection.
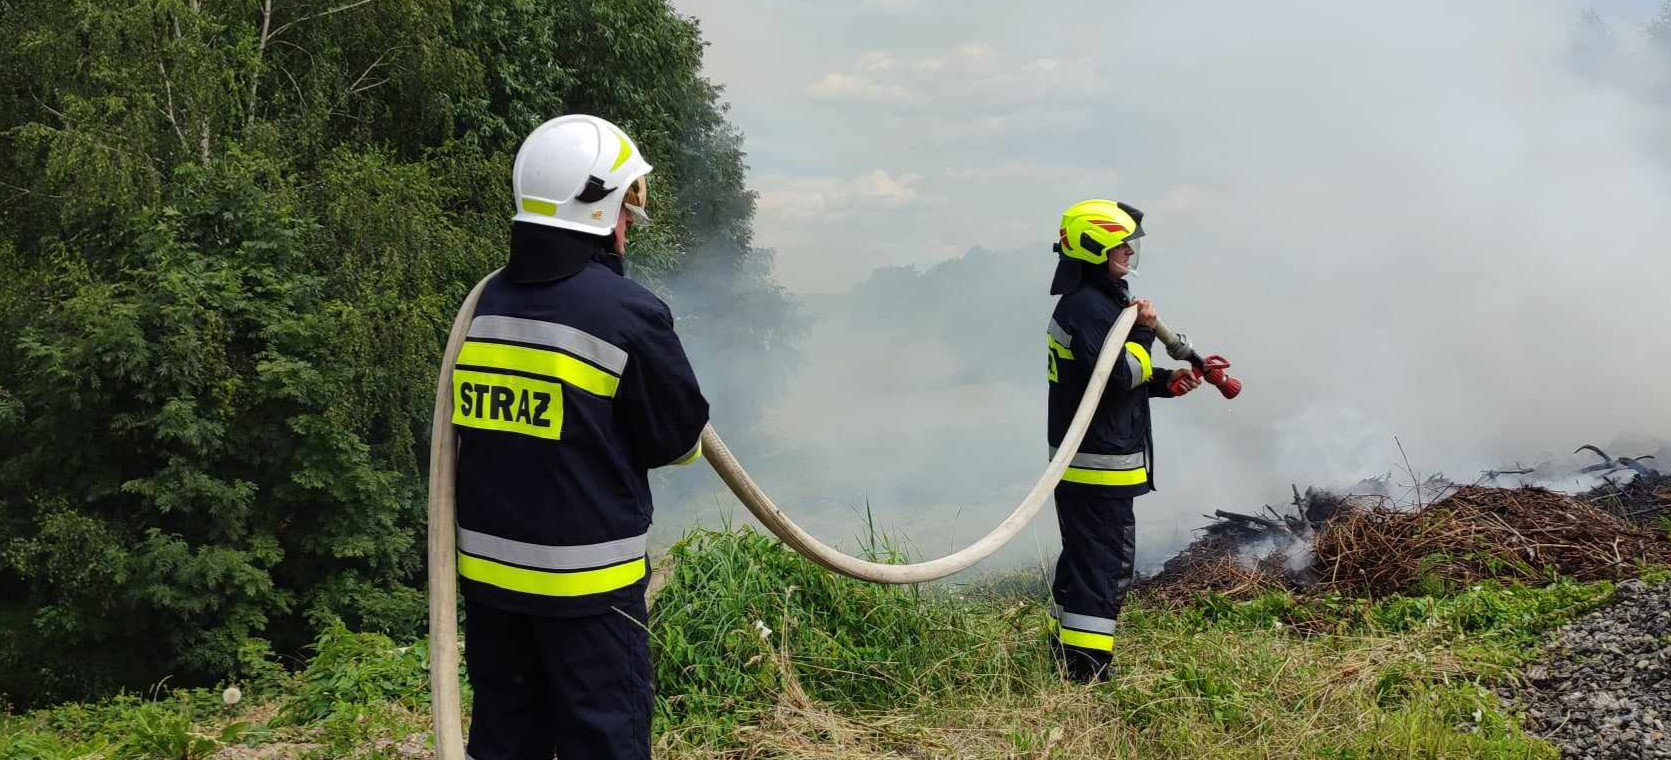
[{"xmin": 452, "ymin": 114, "xmax": 708, "ymax": 760}]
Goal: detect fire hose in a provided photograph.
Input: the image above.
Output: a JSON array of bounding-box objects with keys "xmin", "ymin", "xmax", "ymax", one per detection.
[{"xmin": 425, "ymin": 270, "xmax": 1238, "ymax": 758}]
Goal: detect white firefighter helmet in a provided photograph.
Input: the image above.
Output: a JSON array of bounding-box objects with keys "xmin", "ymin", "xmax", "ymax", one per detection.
[{"xmin": 511, "ymin": 114, "xmax": 652, "ymax": 235}]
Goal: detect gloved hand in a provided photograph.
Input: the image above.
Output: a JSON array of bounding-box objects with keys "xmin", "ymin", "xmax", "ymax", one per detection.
[{"xmin": 1166, "ymin": 368, "xmax": 1201, "ymax": 396}]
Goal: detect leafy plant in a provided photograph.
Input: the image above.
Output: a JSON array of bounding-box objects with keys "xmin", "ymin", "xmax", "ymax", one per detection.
[
  {"xmin": 0, "ymin": 0, "xmax": 800, "ymax": 707},
  {"xmin": 276, "ymin": 623, "xmax": 429, "ymax": 726}
]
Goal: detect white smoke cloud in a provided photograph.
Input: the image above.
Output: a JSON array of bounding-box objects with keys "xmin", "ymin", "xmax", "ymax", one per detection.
[{"xmin": 663, "ymin": 0, "xmax": 1671, "ymax": 571}]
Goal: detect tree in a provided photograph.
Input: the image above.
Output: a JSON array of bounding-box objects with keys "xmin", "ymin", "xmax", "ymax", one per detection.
[
  {"xmin": 0, "ymin": 0, "xmax": 798, "ymax": 706},
  {"xmin": 1569, "ymin": 9, "xmax": 1617, "ymax": 82}
]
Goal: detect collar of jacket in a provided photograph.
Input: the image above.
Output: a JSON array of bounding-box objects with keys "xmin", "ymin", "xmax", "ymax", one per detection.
[
  {"xmin": 1086, "ymin": 264, "xmax": 1131, "ymax": 305},
  {"xmin": 505, "ymin": 221, "xmax": 622, "ymax": 283},
  {"xmin": 1052, "ymin": 257, "xmax": 1130, "ymax": 305}
]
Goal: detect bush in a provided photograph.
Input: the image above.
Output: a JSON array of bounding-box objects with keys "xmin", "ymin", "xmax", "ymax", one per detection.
[
  {"xmin": 277, "ymin": 623, "xmax": 430, "ymax": 726},
  {"xmin": 0, "ymin": 0, "xmax": 799, "ymax": 707}
]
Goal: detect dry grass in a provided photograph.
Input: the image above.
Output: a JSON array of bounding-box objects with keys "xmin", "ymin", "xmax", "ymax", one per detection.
[
  {"xmin": 1317, "ymin": 487, "xmax": 1671, "ymax": 596},
  {"xmin": 1137, "ymin": 485, "xmax": 1671, "ymax": 608}
]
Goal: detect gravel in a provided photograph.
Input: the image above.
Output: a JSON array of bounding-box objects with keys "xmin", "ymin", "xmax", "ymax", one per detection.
[{"xmin": 1510, "ymin": 579, "xmax": 1671, "ymax": 759}]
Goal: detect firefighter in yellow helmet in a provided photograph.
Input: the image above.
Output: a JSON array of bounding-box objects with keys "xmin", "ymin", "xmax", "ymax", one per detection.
[{"xmin": 1045, "ymin": 199, "xmax": 1200, "ymax": 682}]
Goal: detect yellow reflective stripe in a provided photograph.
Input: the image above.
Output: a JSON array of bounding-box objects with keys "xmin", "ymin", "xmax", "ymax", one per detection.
[
  {"xmin": 521, "ymin": 198, "xmax": 557, "ymax": 216},
  {"xmin": 452, "ymin": 369, "xmax": 563, "ymax": 440},
  {"xmin": 611, "ymin": 133, "xmax": 632, "ymax": 171},
  {"xmin": 1060, "ymin": 626, "xmax": 1115, "ymax": 651},
  {"xmin": 1049, "ymin": 616, "xmax": 1114, "ymax": 652},
  {"xmin": 1061, "ymin": 466, "xmax": 1148, "ymax": 486},
  {"xmin": 458, "ymin": 341, "xmax": 620, "ymax": 398},
  {"xmin": 1048, "ymin": 332, "xmax": 1073, "ymax": 383},
  {"xmin": 458, "ymin": 553, "xmax": 646, "ymax": 597},
  {"xmin": 672, "ymin": 440, "xmax": 703, "ymax": 466},
  {"xmin": 1125, "ymin": 341, "xmax": 1152, "ymax": 383},
  {"xmin": 1047, "ymin": 333, "xmax": 1074, "ymax": 360}
]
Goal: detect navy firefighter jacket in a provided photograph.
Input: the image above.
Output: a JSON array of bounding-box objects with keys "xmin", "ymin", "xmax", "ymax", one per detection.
[
  {"xmin": 452, "ymin": 222, "xmax": 709, "ymax": 617},
  {"xmin": 1045, "ymin": 267, "xmax": 1176, "ymax": 500}
]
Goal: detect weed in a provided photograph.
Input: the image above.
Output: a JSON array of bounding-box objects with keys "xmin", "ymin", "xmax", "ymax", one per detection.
[
  {"xmin": 116, "ymin": 702, "xmax": 249, "ymax": 760},
  {"xmin": 649, "ymin": 528, "xmax": 1057, "ymax": 744},
  {"xmin": 276, "ymin": 623, "xmax": 430, "ymax": 726}
]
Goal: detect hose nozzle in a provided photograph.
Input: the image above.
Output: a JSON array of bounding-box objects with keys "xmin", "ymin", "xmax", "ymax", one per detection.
[
  {"xmin": 1154, "ymin": 319, "xmax": 1241, "ymax": 400},
  {"xmin": 1196, "ymin": 355, "xmax": 1242, "ymax": 399}
]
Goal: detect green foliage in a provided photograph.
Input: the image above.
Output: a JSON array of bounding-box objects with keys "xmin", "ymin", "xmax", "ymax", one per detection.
[
  {"xmin": 1327, "ymin": 683, "xmax": 1558, "ymax": 760},
  {"xmin": 233, "ymin": 638, "xmax": 293, "ymax": 701},
  {"xmin": 648, "ymin": 528, "xmax": 1053, "ymax": 743},
  {"xmin": 1167, "ymin": 577, "xmax": 1612, "ymax": 652},
  {"xmin": 118, "ymin": 703, "xmax": 250, "ymax": 760},
  {"xmin": 1161, "ymin": 659, "xmax": 1249, "ymax": 727},
  {"xmin": 276, "ymin": 623, "xmax": 429, "ymax": 726},
  {"xmin": 0, "ymin": 686, "xmax": 263, "ymax": 760},
  {"xmin": 0, "ymin": 730, "xmax": 116, "ymax": 760},
  {"xmin": 648, "ymin": 532, "xmax": 1611, "ymax": 748},
  {"xmin": 0, "ymin": 0, "xmax": 796, "ymax": 706},
  {"xmin": 7, "ymin": 526, "xmax": 1649, "ymax": 759},
  {"xmin": 1366, "ymin": 579, "xmax": 1612, "ymax": 645}
]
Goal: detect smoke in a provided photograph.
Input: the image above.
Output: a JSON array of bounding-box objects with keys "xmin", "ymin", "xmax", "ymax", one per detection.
[{"xmin": 660, "ymin": 0, "xmax": 1671, "ymax": 571}]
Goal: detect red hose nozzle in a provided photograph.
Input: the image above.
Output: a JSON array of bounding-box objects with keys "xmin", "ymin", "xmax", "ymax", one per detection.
[
  {"xmin": 1197, "ymin": 355, "xmax": 1242, "ymax": 400},
  {"xmin": 1213, "ymin": 374, "xmax": 1243, "ymax": 399},
  {"xmin": 1154, "ymin": 318, "xmax": 1241, "ymax": 401}
]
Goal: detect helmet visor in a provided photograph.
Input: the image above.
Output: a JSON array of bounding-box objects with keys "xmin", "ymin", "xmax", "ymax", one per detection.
[
  {"xmin": 623, "ymin": 175, "xmax": 651, "ymax": 226},
  {"xmin": 1113, "ymin": 238, "xmax": 1141, "ymax": 276}
]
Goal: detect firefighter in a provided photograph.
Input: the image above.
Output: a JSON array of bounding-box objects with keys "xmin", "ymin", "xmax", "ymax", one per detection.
[
  {"xmin": 1044, "ymin": 199, "xmax": 1199, "ymax": 682},
  {"xmin": 452, "ymin": 114, "xmax": 709, "ymax": 760}
]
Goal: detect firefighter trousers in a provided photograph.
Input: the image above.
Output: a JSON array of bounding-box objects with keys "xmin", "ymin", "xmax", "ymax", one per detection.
[
  {"xmin": 1050, "ymin": 493, "xmax": 1136, "ymax": 682},
  {"xmin": 463, "ymin": 598, "xmax": 652, "ymax": 760}
]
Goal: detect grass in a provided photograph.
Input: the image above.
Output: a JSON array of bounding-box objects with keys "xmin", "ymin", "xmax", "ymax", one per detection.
[{"xmin": 1, "ymin": 526, "xmax": 1655, "ymax": 760}]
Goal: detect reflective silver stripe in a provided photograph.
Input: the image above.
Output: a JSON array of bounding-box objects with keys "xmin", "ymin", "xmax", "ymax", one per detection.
[
  {"xmin": 1049, "ymin": 603, "xmax": 1115, "ymax": 634},
  {"xmin": 456, "ymin": 527, "xmax": 647, "ymax": 570},
  {"xmin": 467, "ymin": 315, "xmax": 629, "ymax": 374},
  {"xmin": 1048, "ymin": 448, "xmax": 1146, "ymax": 471},
  {"xmin": 1061, "ymin": 611, "xmax": 1116, "ymax": 634},
  {"xmin": 1046, "ymin": 318, "xmax": 1072, "ymax": 348},
  {"xmin": 1123, "ymin": 351, "xmax": 1145, "ymax": 389}
]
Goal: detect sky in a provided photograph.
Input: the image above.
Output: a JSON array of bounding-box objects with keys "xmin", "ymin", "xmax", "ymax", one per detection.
[
  {"xmin": 674, "ymin": 0, "xmax": 1668, "ymax": 292},
  {"xmin": 657, "ymin": 0, "xmax": 1671, "ymax": 572}
]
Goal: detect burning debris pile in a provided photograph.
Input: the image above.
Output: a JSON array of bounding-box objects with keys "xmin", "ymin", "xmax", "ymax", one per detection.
[
  {"xmin": 1133, "ymin": 485, "xmax": 1363, "ymax": 604},
  {"xmin": 1136, "ymin": 469, "xmax": 1671, "ymax": 607},
  {"xmin": 1584, "ymin": 471, "xmax": 1671, "ymax": 527},
  {"xmin": 1314, "ymin": 486, "xmax": 1671, "ymax": 596}
]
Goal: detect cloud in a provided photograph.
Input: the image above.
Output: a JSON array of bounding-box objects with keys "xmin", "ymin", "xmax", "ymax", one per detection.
[
  {"xmin": 806, "ymin": 42, "xmax": 1099, "ymax": 109},
  {"xmin": 862, "ymin": 0, "xmax": 925, "ymax": 11},
  {"xmin": 856, "ymin": 50, "xmax": 898, "ymax": 73},
  {"xmin": 755, "ymin": 169, "xmax": 928, "ymax": 221},
  {"xmin": 752, "ymin": 157, "xmax": 1132, "ymax": 290},
  {"xmin": 943, "ymin": 161, "xmax": 1119, "ymax": 185},
  {"xmin": 807, "ymin": 71, "xmax": 911, "ymax": 102}
]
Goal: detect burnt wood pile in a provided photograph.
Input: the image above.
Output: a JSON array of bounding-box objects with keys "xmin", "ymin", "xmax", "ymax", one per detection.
[{"xmin": 1136, "ymin": 479, "xmax": 1671, "ymax": 607}]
